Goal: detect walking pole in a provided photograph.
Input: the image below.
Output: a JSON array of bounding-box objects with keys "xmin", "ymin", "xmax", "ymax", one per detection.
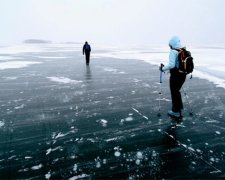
[
  {"xmin": 157, "ymin": 64, "xmax": 163, "ymax": 117},
  {"xmin": 182, "ymin": 87, "xmax": 193, "ymax": 116},
  {"xmin": 160, "ymin": 68, "xmax": 163, "ymax": 84}
]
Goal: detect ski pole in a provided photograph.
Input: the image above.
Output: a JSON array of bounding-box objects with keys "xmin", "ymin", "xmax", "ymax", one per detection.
[
  {"xmin": 157, "ymin": 64, "xmax": 164, "ymax": 117},
  {"xmin": 160, "ymin": 70, "xmax": 163, "ymax": 83},
  {"xmin": 182, "ymin": 87, "xmax": 193, "ymax": 116},
  {"xmin": 160, "ymin": 63, "xmax": 164, "ymax": 83}
]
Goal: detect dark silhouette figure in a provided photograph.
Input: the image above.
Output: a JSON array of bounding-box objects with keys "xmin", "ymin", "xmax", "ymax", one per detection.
[{"xmin": 83, "ymin": 41, "xmax": 91, "ymax": 65}]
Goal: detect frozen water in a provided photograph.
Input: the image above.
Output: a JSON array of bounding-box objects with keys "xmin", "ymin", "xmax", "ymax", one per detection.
[{"xmin": 1, "ymin": 43, "xmax": 225, "ymax": 179}]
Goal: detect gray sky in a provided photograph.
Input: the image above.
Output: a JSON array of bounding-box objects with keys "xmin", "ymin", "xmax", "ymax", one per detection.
[{"xmin": 1, "ymin": 0, "xmax": 225, "ymax": 46}]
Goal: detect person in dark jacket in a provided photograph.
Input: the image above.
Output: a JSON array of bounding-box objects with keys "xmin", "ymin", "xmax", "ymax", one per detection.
[
  {"xmin": 160, "ymin": 36, "xmax": 186, "ymax": 118},
  {"xmin": 83, "ymin": 41, "xmax": 91, "ymax": 65}
]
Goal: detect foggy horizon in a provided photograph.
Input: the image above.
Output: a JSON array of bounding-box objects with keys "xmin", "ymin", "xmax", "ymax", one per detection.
[{"xmin": 1, "ymin": 0, "xmax": 225, "ymax": 46}]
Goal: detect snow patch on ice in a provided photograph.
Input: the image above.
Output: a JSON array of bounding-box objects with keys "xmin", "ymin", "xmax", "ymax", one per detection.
[
  {"xmin": 52, "ymin": 132, "xmax": 71, "ymax": 140},
  {"xmin": 69, "ymin": 174, "xmax": 89, "ymax": 180},
  {"xmin": 125, "ymin": 117, "xmax": 133, "ymax": 122},
  {"xmin": 208, "ymin": 66, "xmax": 225, "ymax": 73},
  {"xmin": 8, "ymin": 155, "xmax": 16, "ymax": 160},
  {"xmin": 103, "ymin": 67, "xmax": 125, "ymax": 74},
  {"xmin": 156, "ymin": 98, "xmax": 171, "ymax": 102},
  {"xmin": 194, "ymin": 70, "xmax": 225, "ymax": 89},
  {"xmin": 96, "ymin": 161, "xmax": 101, "ymax": 168},
  {"xmin": 114, "ymin": 151, "xmax": 121, "ymax": 157},
  {"xmin": 135, "ymin": 159, "xmax": 141, "ymax": 165},
  {"xmin": 0, "ymin": 56, "xmax": 22, "ymax": 60},
  {"xmin": 136, "ymin": 152, "xmax": 143, "ymax": 159},
  {"xmin": 36, "ymin": 56, "xmax": 67, "ymax": 59},
  {"xmin": 47, "ymin": 77, "xmax": 82, "ymax": 84},
  {"xmin": 188, "ymin": 147, "xmax": 195, "ymax": 152},
  {"xmin": 14, "ymin": 104, "xmax": 25, "ymax": 109},
  {"xmin": 25, "ymin": 156, "xmax": 32, "ymax": 159},
  {"xmin": 133, "ymin": 78, "xmax": 142, "ymax": 83},
  {"xmin": 206, "ymin": 120, "xmax": 219, "ymax": 123},
  {"xmin": 45, "ymin": 171, "xmax": 51, "ymax": 179},
  {"xmin": 93, "ymin": 46, "xmax": 225, "ymax": 90},
  {"xmin": 215, "ymin": 131, "xmax": 221, "ymax": 135},
  {"xmin": 0, "ymin": 61, "xmax": 42, "ymax": 70},
  {"xmin": 73, "ymin": 164, "xmax": 78, "ymax": 172},
  {"xmin": 196, "ymin": 149, "xmax": 202, "ymax": 153},
  {"xmin": 31, "ymin": 164, "xmax": 43, "ymax": 170},
  {"xmin": 3, "ymin": 76, "xmax": 18, "ymax": 80},
  {"xmin": 97, "ymin": 119, "xmax": 108, "ymax": 127},
  {"xmin": 105, "ymin": 137, "xmax": 118, "ymax": 142},
  {"xmin": 18, "ymin": 168, "xmax": 29, "ymax": 172}
]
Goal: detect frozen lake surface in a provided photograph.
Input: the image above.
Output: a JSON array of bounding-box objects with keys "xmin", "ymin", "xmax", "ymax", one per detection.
[{"xmin": 0, "ymin": 43, "xmax": 225, "ymax": 179}]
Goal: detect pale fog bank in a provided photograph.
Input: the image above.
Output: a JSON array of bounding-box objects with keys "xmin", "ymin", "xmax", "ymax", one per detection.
[{"xmin": 1, "ymin": 43, "xmax": 225, "ymax": 89}]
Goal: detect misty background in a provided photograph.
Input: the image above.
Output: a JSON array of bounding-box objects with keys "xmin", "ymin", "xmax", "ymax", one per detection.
[{"xmin": 1, "ymin": 0, "xmax": 225, "ymax": 46}]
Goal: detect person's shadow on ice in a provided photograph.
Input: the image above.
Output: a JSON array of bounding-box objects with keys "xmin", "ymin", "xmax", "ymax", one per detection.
[
  {"xmin": 160, "ymin": 124, "xmax": 189, "ymax": 178},
  {"xmin": 85, "ymin": 65, "xmax": 92, "ymax": 81}
]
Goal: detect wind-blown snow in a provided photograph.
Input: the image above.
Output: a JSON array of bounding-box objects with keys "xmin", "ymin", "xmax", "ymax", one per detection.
[
  {"xmin": 194, "ymin": 70, "xmax": 225, "ymax": 89},
  {"xmin": 31, "ymin": 164, "xmax": 43, "ymax": 170},
  {"xmin": 36, "ymin": 56, "xmax": 67, "ymax": 59},
  {"xmin": 69, "ymin": 174, "xmax": 89, "ymax": 180},
  {"xmin": 47, "ymin": 77, "xmax": 82, "ymax": 84},
  {"xmin": 1, "ymin": 43, "xmax": 225, "ymax": 89},
  {"xmin": 92, "ymin": 45, "xmax": 225, "ymax": 90},
  {"xmin": 0, "ymin": 56, "xmax": 22, "ymax": 61},
  {"xmin": 0, "ymin": 61, "xmax": 42, "ymax": 70}
]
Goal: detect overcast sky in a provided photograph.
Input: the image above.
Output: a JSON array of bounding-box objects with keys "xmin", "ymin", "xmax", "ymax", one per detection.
[{"xmin": 1, "ymin": 0, "xmax": 225, "ymax": 46}]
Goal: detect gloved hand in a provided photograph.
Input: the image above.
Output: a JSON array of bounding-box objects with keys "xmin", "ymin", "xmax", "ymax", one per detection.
[{"xmin": 159, "ymin": 63, "xmax": 164, "ymax": 72}]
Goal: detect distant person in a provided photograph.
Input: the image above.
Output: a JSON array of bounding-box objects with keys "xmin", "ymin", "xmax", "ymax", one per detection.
[
  {"xmin": 159, "ymin": 36, "xmax": 186, "ymax": 118},
  {"xmin": 83, "ymin": 41, "xmax": 91, "ymax": 65}
]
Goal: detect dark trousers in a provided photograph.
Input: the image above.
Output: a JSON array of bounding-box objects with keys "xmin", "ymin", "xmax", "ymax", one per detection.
[
  {"xmin": 170, "ymin": 71, "xmax": 186, "ymax": 112},
  {"xmin": 85, "ymin": 52, "xmax": 90, "ymax": 65}
]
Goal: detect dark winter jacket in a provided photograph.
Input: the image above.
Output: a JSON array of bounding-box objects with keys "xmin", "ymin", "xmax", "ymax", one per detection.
[{"xmin": 83, "ymin": 43, "xmax": 91, "ymax": 55}]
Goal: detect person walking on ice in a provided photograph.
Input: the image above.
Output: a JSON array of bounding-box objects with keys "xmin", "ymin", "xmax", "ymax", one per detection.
[
  {"xmin": 159, "ymin": 36, "xmax": 187, "ymax": 118},
  {"xmin": 83, "ymin": 41, "xmax": 91, "ymax": 65}
]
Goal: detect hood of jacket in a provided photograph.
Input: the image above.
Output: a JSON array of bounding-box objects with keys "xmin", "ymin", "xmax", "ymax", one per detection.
[{"xmin": 169, "ymin": 36, "xmax": 182, "ymax": 49}]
